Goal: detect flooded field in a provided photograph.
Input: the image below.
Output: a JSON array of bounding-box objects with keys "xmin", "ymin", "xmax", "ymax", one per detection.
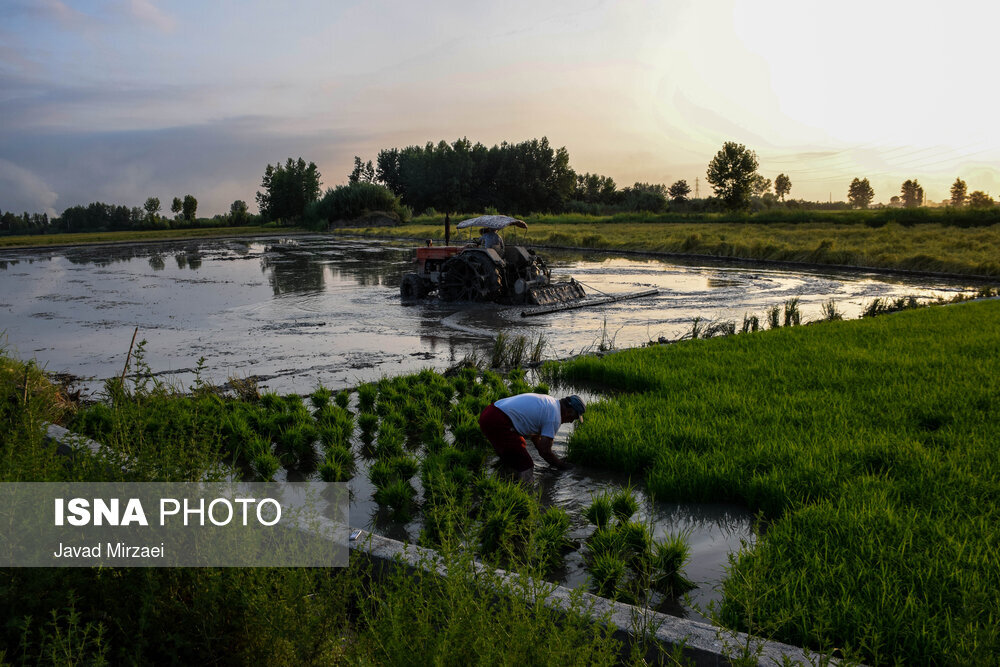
[
  {"xmin": 0, "ymin": 234, "xmax": 983, "ymax": 621},
  {"xmin": 0, "ymin": 234, "xmax": 980, "ymax": 396}
]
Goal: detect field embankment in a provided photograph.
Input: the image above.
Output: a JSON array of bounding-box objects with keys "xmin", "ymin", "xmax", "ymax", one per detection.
[
  {"xmin": 338, "ymin": 216, "xmax": 1000, "ymax": 277},
  {"xmin": 552, "ymin": 299, "xmax": 1000, "ymax": 665}
]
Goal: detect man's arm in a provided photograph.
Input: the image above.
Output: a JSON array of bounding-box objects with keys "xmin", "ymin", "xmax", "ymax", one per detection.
[{"xmin": 530, "ymin": 435, "xmax": 572, "ymax": 470}]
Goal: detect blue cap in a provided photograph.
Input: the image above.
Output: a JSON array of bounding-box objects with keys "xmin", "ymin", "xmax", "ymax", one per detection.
[{"xmin": 562, "ymin": 395, "xmax": 585, "ymax": 422}]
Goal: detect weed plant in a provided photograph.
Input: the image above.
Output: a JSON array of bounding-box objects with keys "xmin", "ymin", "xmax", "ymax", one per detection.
[{"xmin": 558, "ymin": 300, "xmax": 1000, "ymax": 664}]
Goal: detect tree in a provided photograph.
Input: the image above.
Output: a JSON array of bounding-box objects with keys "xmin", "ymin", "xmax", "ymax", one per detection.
[
  {"xmin": 751, "ymin": 174, "xmax": 772, "ymax": 197},
  {"xmin": 900, "ymin": 179, "xmax": 923, "ymax": 208},
  {"xmin": 775, "ymin": 173, "xmax": 791, "ymax": 201},
  {"xmin": 968, "ymin": 190, "xmax": 995, "ymax": 208},
  {"xmin": 621, "ymin": 183, "xmax": 667, "ymax": 212},
  {"xmin": 256, "ymin": 158, "xmax": 322, "ymax": 223},
  {"xmin": 230, "ymin": 200, "xmax": 249, "ymax": 225},
  {"xmin": 349, "ymin": 156, "xmax": 375, "ymax": 184},
  {"xmin": 706, "ymin": 142, "xmax": 759, "ymax": 210},
  {"xmin": 181, "ymin": 195, "xmax": 197, "ymax": 222},
  {"xmin": 667, "ymin": 180, "xmax": 691, "ymax": 203},
  {"xmin": 848, "ymin": 178, "xmax": 874, "ymax": 209},
  {"xmin": 950, "ymin": 178, "xmax": 967, "ymax": 207},
  {"xmin": 171, "ymin": 197, "xmax": 182, "ymax": 217},
  {"xmin": 143, "ymin": 197, "xmax": 161, "ymax": 221}
]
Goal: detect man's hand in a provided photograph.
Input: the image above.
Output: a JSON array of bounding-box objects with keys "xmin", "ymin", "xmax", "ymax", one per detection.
[{"xmin": 531, "ymin": 435, "xmax": 572, "ymax": 471}]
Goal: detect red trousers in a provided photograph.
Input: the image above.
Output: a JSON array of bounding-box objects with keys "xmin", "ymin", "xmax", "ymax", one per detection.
[{"xmin": 478, "ymin": 404, "xmax": 533, "ymax": 472}]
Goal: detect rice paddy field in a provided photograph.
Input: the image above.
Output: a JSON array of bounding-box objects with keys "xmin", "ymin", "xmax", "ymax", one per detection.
[
  {"xmin": 339, "ymin": 217, "xmax": 1000, "ymax": 277},
  {"xmin": 554, "ymin": 298, "xmax": 1000, "ymax": 665}
]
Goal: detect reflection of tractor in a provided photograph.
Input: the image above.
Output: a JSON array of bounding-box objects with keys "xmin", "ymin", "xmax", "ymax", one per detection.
[{"xmin": 400, "ymin": 215, "xmax": 586, "ymax": 305}]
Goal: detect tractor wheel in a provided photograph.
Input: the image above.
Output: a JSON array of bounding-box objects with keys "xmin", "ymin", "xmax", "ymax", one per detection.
[
  {"xmin": 438, "ymin": 252, "xmax": 503, "ymax": 302},
  {"xmin": 400, "ymin": 273, "xmax": 426, "ymax": 300}
]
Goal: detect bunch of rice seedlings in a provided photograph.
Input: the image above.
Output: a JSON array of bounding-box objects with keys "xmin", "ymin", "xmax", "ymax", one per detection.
[
  {"xmin": 481, "ymin": 370, "xmax": 508, "ymax": 400},
  {"xmin": 651, "ymin": 534, "xmax": 696, "ymax": 596},
  {"xmin": 701, "ymin": 320, "xmax": 736, "ymax": 338},
  {"xmin": 533, "ymin": 382, "xmax": 550, "ymax": 394},
  {"xmin": 783, "ymin": 298, "xmax": 801, "ymax": 327},
  {"xmin": 476, "ymin": 477, "xmax": 538, "ymax": 557},
  {"xmin": 318, "ymin": 443, "xmax": 355, "ymax": 482},
  {"xmin": 821, "ymin": 299, "xmax": 843, "ymax": 321},
  {"xmin": 315, "ymin": 405, "xmax": 354, "ymax": 445},
  {"xmin": 589, "ymin": 551, "xmax": 628, "ymax": 599},
  {"xmin": 248, "ymin": 434, "xmax": 280, "ymax": 481},
  {"xmin": 375, "ymin": 421, "xmax": 405, "ymax": 459},
  {"xmin": 529, "ymin": 333, "xmax": 547, "ymax": 364},
  {"xmin": 259, "ymin": 392, "xmax": 284, "ymax": 413},
  {"xmin": 741, "ymin": 313, "xmax": 761, "ymax": 333},
  {"xmin": 610, "ymin": 488, "xmax": 639, "ymax": 522},
  {"xmin": 335, "ymin": 389, "xmax": 350, "ymax": 410},
  {"xmin": 309, "ymin": 386, "xmax": 333, "ymax": 409},
  {"xmin": 275, "ymin": 422, "xmax": 319, "ymax": 470},
  {"xmin": 766, "ymin": 304, "xmax": 782, "ymax": 329},
  {"xmin": 533, "ymin": 507, "xmax": 572, "ymax": 573},
  {"xmin": 418, "ymin": 407, "xmax": 445, "ymax": 447},
  {"xmin": 356, "ymin": 383, "xmax": 377, "ymax": 412},
  {"xmin": 584, "ymin": 493, "xmax": 613, "ymax": 529},
  {"xmin": 220, "ymin": 409, "xmax": 256, "ymax": 463},
  {"xmin": 451, "ymin": 409, "xmax": 488, "ymax": 450},
  {"xmin": 373, "ymin": 478, "xmax": 417, "ymax": 522},
  {"xmin": 357, "ymin": 412, "xmax": 378, "ymax": 443},
  {"xmin": 489, "ymin": 332, "xmax": 509, "ymax": 368}
]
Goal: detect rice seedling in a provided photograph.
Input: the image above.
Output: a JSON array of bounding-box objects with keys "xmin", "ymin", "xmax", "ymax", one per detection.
[
  {"xmin": 489, "ymin": 332, "xmax": 509, "ymax": 368},
  {"xmin": 275, "ymin": 422, "xmax": 318, "ymax": 470},
  {"xmin": 373, "ymin": 478, "xmax": 417, "ymax": 522},
  {"xmin": 375, "ymin": 421, "xmax": 405, "ymax": 459},
  {"xmin": 589, "ymin": 551, "xmax": 627, "ymax": 599},
  {"xmin": 701, "ymin": 319, "xmax": 736, "ymax": 338},
  {"xmin": 610, "ymin": 488, "xmax": 639, "ymax": 522},
  {"xmin": 334, "ymin": 389, "xmax": 351, "ymax": 410},
  {"xmin": 529, "ymin": 333, "xmax": 547, "ymax": 364},
  {"xmin": 651, "ymin": 535, "xmax": 696, "ymax": 597},
  {"xmin": 782, "ymin": 298, "xmax": 801, "ymax": 326},
  {"xmin": 741, "ymin": 313, "xmax": 760, "ymax": 333},
  {"xmin": 508, "ymin": 335, "xmax": 528, "ymax": 368},
  {"xmin": 532, "ymin": 507, "xmax": 572, "ymax": 573},
  {"xmin": 318, "ymin": 459, "xmax": 348, "ymax": 482},
  {"xmin": 584, "ymin": 493, "xmax": 613, "ymax": 529},
  {"xmin": 765, "ymin": 304, "xmax": 781, "ymax": 329},
  {"xmin": 820, "ymin": 299, "xmax": 843, "ymax": 321},
  {"xmin": 309, "ymin": 385, "xmax": 333, "ymax": 409},
  {"xmin": 357, "ymin": 382, "xmax": 377, "ymax": 412}
]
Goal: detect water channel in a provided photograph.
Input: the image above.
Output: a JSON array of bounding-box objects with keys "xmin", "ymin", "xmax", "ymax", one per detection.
[{"xmin": 0, "ymin": 234, "xmax": 984, "ymax": 621}]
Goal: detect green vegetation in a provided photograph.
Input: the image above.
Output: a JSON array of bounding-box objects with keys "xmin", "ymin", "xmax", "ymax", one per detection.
[
  {"xmin": 582, "ymin": 489, "xmax": 694, "ymax": 604},
  {"xmin": 305, "ymin": 181, "xmax": 411, "ymax": 229},
  {"xmin": 0, "ymin": 345, "xmax": 646, "ymax": 664},
  {"xmin": 339, "ymin": 215, "xmax": 1000, "ymax": 276},
  {"xmin": 551, "ymin": 299, "xmax": 1000, "ymax": 665}
]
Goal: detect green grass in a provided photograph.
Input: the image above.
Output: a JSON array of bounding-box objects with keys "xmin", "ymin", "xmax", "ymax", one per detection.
[
  {"xmin": 336, "ymin": 217, "xmax": 1000, "ymax": 276},
  {"xmin": 555, "ymin": 299, "xmax": 1000, "ymax": 665},
  {"xmin": 0, "ymin": 225, "xmax": 307, "ymax": 249}
]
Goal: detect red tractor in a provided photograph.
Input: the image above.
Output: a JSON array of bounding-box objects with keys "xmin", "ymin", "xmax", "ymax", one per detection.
[{"xmin": 400, "ymin": 215, "xmax": 585, "ymax": 305}]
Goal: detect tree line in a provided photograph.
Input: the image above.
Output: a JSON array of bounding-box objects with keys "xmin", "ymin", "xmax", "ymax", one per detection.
[{"xmin": 3, "ymin": 137, "xmax": 997, "ymax": 237}]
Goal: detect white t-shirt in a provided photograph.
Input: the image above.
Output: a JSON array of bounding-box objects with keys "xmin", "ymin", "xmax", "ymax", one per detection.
[{"xmin": 494, "ymin": 393, "xmax": 561, "ymax": 439}]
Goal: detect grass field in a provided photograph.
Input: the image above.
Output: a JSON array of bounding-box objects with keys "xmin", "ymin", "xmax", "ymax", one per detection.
[
  {"xmin": 338, "ymin": 216, "xmax": 1000, "ymax": 277},
  {"xmin": 554, "ymin": 299, "xmax": 1000, "ymax": 664},
  {"xmin": 0, "ymin": 225, "xmax": 305, "ymax": 249}
]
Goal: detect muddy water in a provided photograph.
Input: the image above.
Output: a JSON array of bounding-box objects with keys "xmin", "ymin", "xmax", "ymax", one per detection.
[
  {"xmin": 0, "ymin": 235, "xmax": 981, "ymax": 621},
  {"xmin": 0, "ymin": 235, "xmax": 980, "ymax": 395}
]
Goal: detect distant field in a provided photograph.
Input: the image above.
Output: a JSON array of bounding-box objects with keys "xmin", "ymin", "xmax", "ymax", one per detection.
[
  {"xmin": 0, "ymin": 226, "xmax": 305, "ymax": 249},
  {"xmin": 337, "ymin": 217, "xmax": 1000, "ymax": 277},
  {"xmin": 554, "ymin": 299, "xmax": 1000, "ymax": 665}
]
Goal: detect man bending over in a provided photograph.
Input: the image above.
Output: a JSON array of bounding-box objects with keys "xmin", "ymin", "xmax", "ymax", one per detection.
[{"xmin": 478, "ymin": 393, "xmax": 584, "ymax": 481}]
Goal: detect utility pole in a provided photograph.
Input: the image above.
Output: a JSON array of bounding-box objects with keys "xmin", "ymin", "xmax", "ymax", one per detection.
[{"xmin": 695, "ymin": 177, "xmax": 700, "ymax": 199}]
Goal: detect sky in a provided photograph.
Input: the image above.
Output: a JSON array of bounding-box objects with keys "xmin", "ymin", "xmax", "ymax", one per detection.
[{"xmin": 2, "ymin": 0, "xmax": 999, "ymax": 217}]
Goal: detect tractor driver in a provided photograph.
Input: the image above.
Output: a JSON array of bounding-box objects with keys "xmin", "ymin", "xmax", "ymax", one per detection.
[
  {"xmin": 478, "ymin": 393, "xmax": 583, "ymax": 481},
  {"xmin": 479, "ymin": 227, "xmax": 504, "ymax": 251}
]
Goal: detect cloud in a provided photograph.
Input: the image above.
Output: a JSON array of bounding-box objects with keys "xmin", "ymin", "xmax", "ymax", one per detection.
[
  {"xmin": 0, "ymin": 118, "xmax": 358, "ymax": 216},
  {"xmin": 0, "ymin": 159, "xmax": 58, "ymax": 217},
  {"xmin": 123, "ymin": 0, "xmax": 176, "ymax": 33}
]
